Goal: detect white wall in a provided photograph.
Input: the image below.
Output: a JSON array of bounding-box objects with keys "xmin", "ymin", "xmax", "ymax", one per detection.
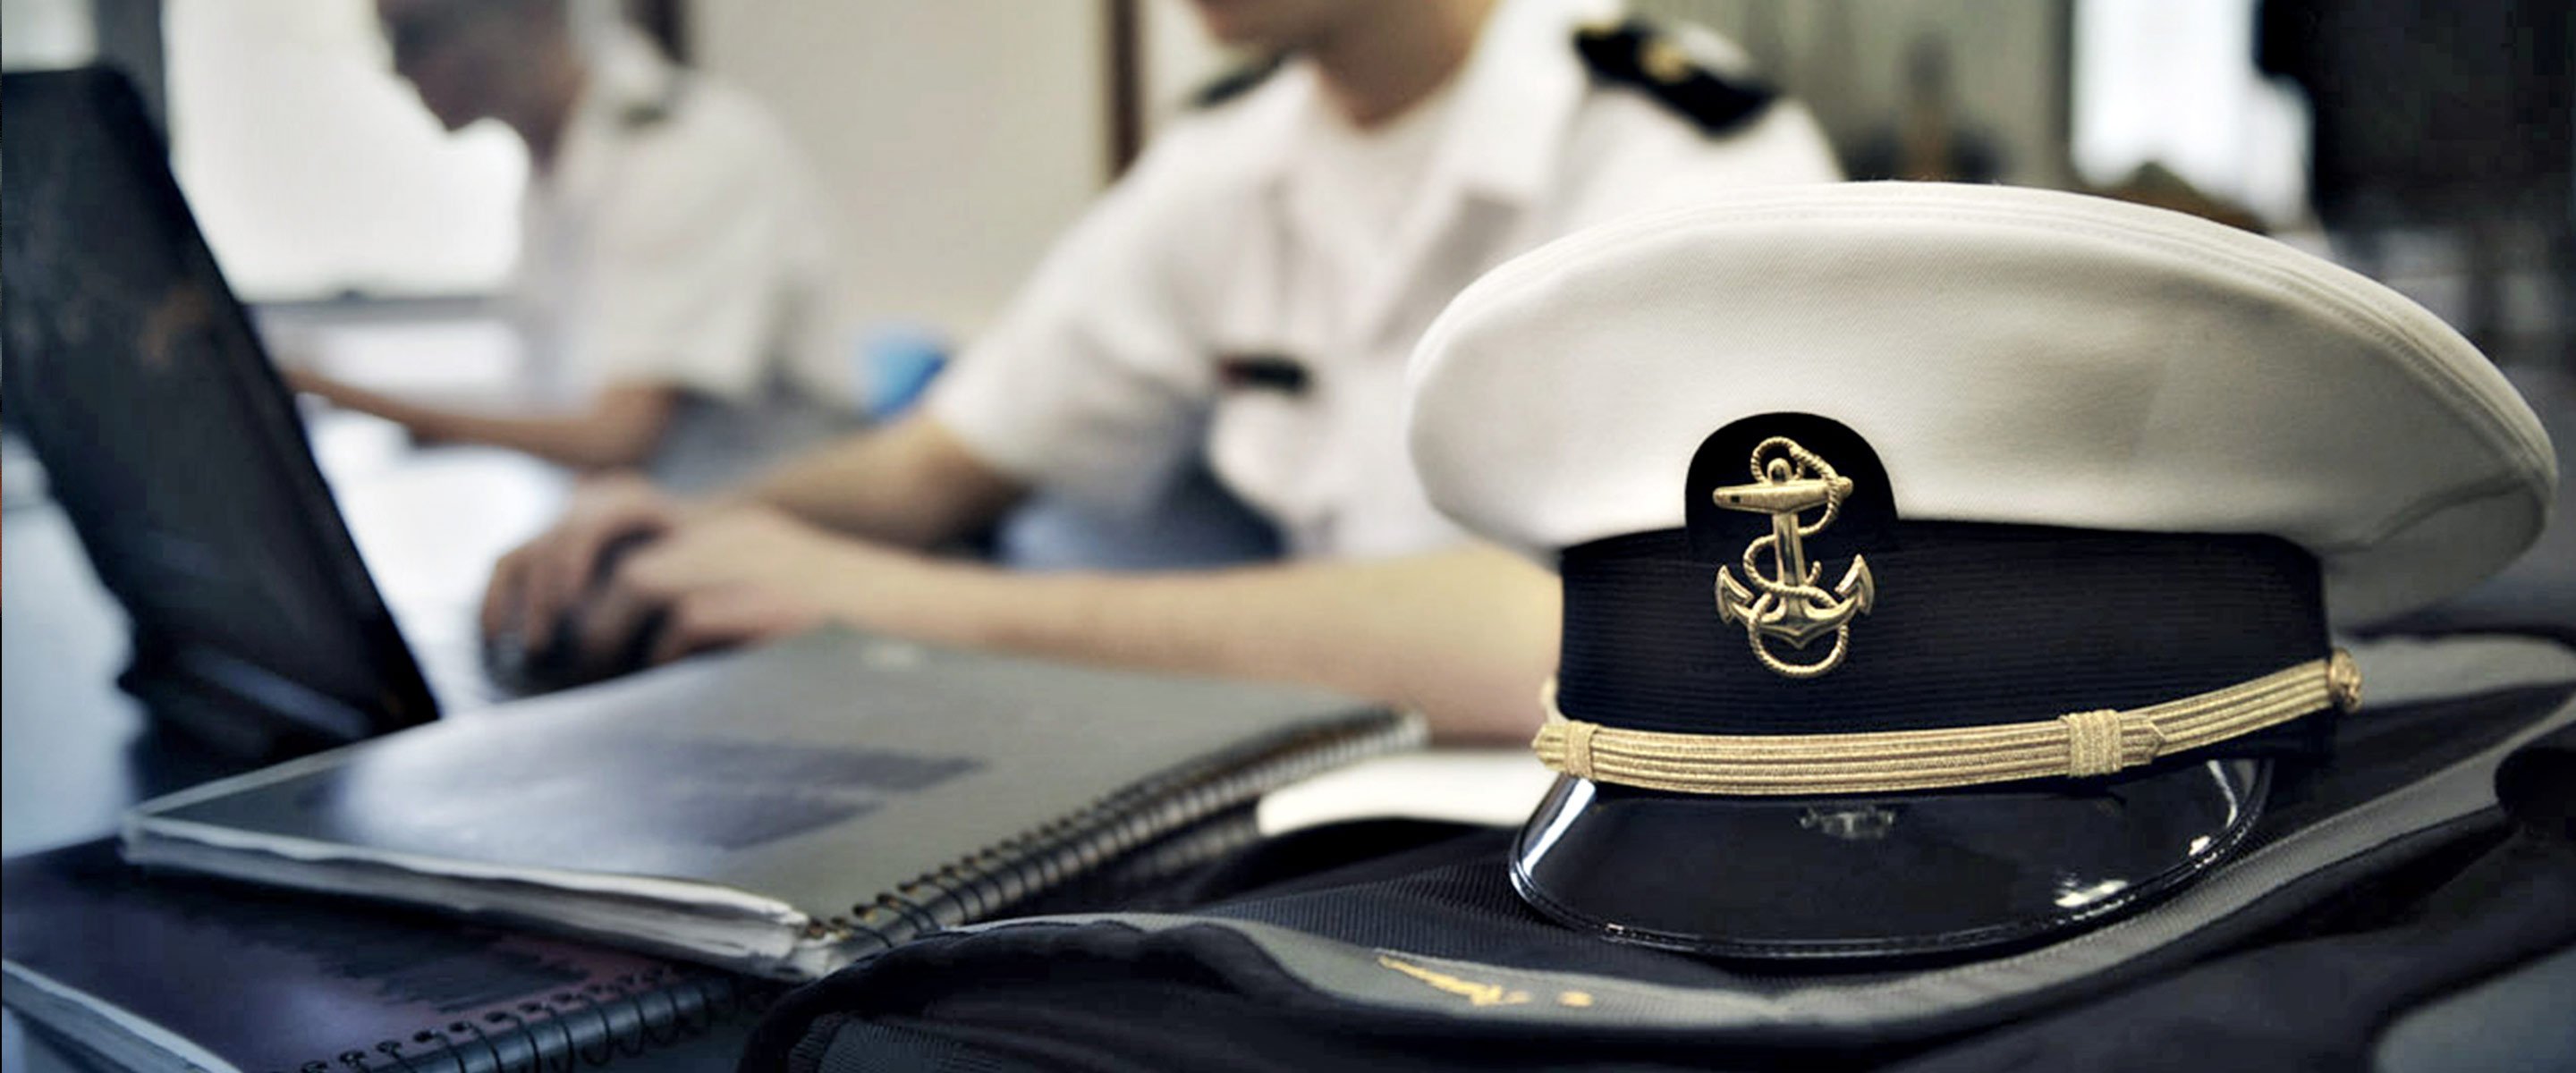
[
  {"xmin": 692, "ymin": 1, "xmax": 1112, "ymax": 340},
  {"xmin": 2072, "ymin": 0, "xmax": 2310, "ymax": 224}
]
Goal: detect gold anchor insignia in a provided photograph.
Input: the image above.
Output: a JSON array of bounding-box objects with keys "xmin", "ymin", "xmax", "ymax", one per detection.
[{"xmin": 1713, "ymin": 436, "xmax": 1876, "ymax": 679}]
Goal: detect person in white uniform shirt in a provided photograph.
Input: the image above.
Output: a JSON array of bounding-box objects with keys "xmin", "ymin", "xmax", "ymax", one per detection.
[
  {"xmin": 292, "ymin": 0, "xmax": 848, "ymax": 490},
  {"xmin": 485, "ymin": 0, "xmax": 1842, "ymax": 739}
]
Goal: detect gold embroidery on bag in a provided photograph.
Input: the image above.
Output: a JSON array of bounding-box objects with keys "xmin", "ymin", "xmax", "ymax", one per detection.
[
  {"xmin": 1376, "ymin": 955, "xmax": 1532, "ymax": 1007},
  {"xmin": 1712, "ymin": 436, "xmax": 1876, "ymax": 678}
]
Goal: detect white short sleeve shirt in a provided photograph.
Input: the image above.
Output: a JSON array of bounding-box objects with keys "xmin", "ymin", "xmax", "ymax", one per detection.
[
  {"xmin": 513, "ymin": 28, "xmax": 843, "ymax": 411},
  {"xmin": 928, "ymin": 0, "xmax": 1842, "ymax": 561}
]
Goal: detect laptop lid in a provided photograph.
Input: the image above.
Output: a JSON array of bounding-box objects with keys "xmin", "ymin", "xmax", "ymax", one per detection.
[{"xmin": 2, "ymin": 67, "xmax": 440, "ymax": 752}]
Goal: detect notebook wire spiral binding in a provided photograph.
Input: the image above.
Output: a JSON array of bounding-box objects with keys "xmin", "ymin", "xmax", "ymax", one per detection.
[
  {"xmin": 285, "ymin": 967, "xmax": 777, "ymax": 1073},
  {"xmin": 838, "ymin": 709, "xmax": 1425, "ymax": 952}
]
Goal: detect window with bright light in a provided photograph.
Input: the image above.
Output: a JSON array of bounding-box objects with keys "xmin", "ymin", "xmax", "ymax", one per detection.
[
  {"xmin": 165, "ymin": 0, "xmax": 525, "ymax": 300},
  {"xmin": 2072, "ymin": 0, "xmax": 2312, "ymax": 225}
]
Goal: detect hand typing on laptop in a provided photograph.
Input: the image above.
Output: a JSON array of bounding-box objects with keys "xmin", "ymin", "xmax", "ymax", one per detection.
[
  {"xmin": 564, "ymin": 508, "xmax": 846, "ymax": 667},
  {"xmin": 481, "ymin": 475, "xmax": 825, "ymax": 686},
  {"xmin": 481, "ymin": 472, "xmax": 990, "ymax": 684},
  {"xmin": 481, "ymin": 473, "xmax": 685, "ymax": 654}
]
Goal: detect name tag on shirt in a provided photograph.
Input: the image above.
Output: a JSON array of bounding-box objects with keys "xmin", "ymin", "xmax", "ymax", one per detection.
[{"xmin": 1218, "ymin": 353, "xmax": 1311, "ymax": 396}]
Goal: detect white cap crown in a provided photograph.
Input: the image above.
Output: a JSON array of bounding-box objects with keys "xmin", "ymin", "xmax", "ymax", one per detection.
[{"xmin": 1406, "ymin": 183, "xmax": 2555, "ymax": 623}]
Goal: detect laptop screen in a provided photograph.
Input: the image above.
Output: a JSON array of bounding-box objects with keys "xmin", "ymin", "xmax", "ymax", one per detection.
[{"xmin": 3, "ymin": 68, "xmax": 438, "ymax": 748}]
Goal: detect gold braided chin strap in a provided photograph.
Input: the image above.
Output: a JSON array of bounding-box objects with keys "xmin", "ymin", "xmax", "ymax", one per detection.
[{"xmin": 1533, "ymin": 651, "xmax": 2361, "ymax": 796}]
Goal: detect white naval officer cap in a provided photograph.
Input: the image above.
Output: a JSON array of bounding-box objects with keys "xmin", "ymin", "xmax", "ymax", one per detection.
[{"xmin": 1402, "ymin": 182, "xmax": 2556, "ymax": 959}]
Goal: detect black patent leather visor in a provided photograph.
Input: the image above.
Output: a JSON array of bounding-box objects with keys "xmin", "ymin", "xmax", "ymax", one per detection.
[{"xmin": 1510, "ymin": 758, "xmax": 2268, "ymax": 959}]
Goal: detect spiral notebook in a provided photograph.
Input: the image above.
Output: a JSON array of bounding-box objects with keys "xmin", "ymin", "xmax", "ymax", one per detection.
[
  {"xmin": 1, "ymin": 839, "xmax": 775, "ymax": 1073},
  {"xmin": 121, "ymin": 628, "xmax": 1421, "ymax": 979}
]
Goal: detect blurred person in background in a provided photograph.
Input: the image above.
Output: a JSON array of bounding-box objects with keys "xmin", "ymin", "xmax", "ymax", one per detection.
[
  {"xmin": 288, "ymin": 0, "xmax": 851, "ymax": 492},
  {"xmin": 483, "ymin": 0, "xmax": 1842, "ymax": 740}
]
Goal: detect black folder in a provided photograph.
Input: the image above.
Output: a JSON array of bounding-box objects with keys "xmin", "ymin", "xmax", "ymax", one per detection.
[{"xmin": 2, "ymin": 840, "xmax": 772, "ymax": 1073}]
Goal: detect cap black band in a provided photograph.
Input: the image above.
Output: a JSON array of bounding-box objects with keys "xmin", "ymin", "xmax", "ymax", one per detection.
[{"xmin": 1555, "ymin": 523, "xmax": 2333, "ymax": 760}]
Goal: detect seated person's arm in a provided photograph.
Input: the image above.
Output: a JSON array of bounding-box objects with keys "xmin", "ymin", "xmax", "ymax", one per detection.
[
  {"xmin": 484, "ymin": 411, "xmax": 1556, "ymax": 740},
  {"xmin": 562, "ymin": 505, "xmax": 1555, "ymax": 743},
  {"xmin": 809, "ymin": 539, "xmax": 1559, "ymax": 743},
  {"xmin": 288, "ymin": 370, "xmax": 677, "ymax": 471},
  {"xmin": 729, "ymin": 410, "xmax": 1029, "ymax": 548}
]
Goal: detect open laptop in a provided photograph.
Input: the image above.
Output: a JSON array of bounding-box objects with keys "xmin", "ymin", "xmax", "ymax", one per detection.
[{"xmin": 3, "ymin": 68, "xmax": 450, "ymax": 757}]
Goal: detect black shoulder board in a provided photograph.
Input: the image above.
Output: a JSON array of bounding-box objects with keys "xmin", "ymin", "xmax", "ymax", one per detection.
[
  {"xmin": 1574, "ymin": 19, "xmax": 1775, "ymax": 137},
  {"xmin": 619, "ymin": 72, "xmax": 691, "ymax": 131},
  {"xmin": 1190, "ymin": 54, "xmax": 1286, "ymax": 111}
]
